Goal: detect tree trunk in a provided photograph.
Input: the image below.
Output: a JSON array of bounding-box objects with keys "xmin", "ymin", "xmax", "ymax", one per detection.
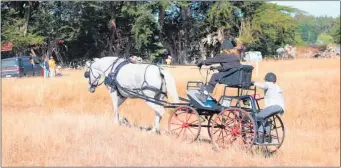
[
  {"xmin": 124, "ymin": 37, "xmax": 132, "ymax": 58},
  {"xmin": 199, "ymin": 41, "xmax": 206, "ymax": 60},
  {"xmin": 159, "ymin": 5, "xmax": 165, "ymax": 28},
  {"xmin": 180, "ymin": 5, "xmax": 190, "ymax": 64},
  {"xmin": 21, "ymin": 1, "xmax": 31, "ymax": 37},
  {"xmin": 108, "ymin": 36, "xmax": 114, "ymax": 55},
  {"xmin": 46, "ymin": 41, "xmax": 53, "ymax": 58},
  {"xmin": 158, "ymin": 4, "xmax": 177, "ymax": 64}
]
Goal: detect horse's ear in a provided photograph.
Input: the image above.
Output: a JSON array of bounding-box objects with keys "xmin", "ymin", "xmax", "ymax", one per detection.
[{"xmin": 85, "ymin": 60, "xmax": 91, "ymax": 68}]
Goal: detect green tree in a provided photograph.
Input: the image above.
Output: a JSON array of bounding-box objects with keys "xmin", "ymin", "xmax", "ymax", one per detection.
[
  {"xmin": 330, "ymin": 16, "xmax": 340, "ymax": 44},
  {"xmin": 1, "ymin": 2, "xmax": 44, "ymax": 55},
  {"xmin": 244, "ymin": 3, "xmax": 301, "ymax": 57},
  {"xmin": 316, "ymin": 33, "xmax": 334, "ymax": 44}
]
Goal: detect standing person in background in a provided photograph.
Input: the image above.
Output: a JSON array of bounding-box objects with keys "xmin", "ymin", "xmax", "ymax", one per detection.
[
  {"xmin": 48, "ymin": 56, "xmax": 56, "ymax": 78},
  {"xmin": 166, "ymin": 55, "xmax": 172, "ymax": 65},
  {"xmin": 41, "ymin": 57, "xmax": 50, "ymax": 78},
  {"xmin": 238, "ymin": 44, "xmax": 246, "ymax": 61}
]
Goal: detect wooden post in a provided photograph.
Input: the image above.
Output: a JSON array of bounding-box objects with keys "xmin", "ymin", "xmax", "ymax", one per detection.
[{"xmin": 256, "ymin": 60, "xmax": 259, "ymax": 77}]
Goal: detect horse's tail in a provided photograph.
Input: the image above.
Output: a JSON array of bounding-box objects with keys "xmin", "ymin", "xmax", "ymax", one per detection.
[{"xmin": 160, "ymin": 69, "xmax": 180, "ymax": 103}]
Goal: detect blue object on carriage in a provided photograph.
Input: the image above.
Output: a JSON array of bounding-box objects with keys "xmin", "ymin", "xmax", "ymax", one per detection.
[
  {"xmin": 187, "ymin": 90, "xmax": 220, "ymax": 110},
  {"xmin": 203, "ymin": 96, "xmax": 216, "ymax": 107}
]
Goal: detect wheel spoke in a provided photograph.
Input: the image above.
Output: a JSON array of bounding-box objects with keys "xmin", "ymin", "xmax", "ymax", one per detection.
[
  {"xmin": 212, "ymin": 127, "xmax": 220, "ymax": 135},
  {"xmin": 188, "ymin": 119, "xmax": 199, "ymax": 125},
  {"xmin": 217, "ymin": 131, "xmax": 230, "ymax": 142},
  {"xmin": 186, "ymin": 112, "xmax": 193, "ymax": 123},
  {"xmin": 171, "ymin": 126, "xmax": 182, "ymax": 132},
  {"xmin": 224, "ymin": 119, "xmax": 235, "ymax": 126},
  {"xmin": 216, "ymin": 130, "xmax": 223, "ymax": 143},
  {"xmin": 212, "ymin": 118, "xmax": 222, "ymax": 126},
  {"xmin": 183, "ymin": 127, "xmax": 187, "ymax": 139},
  {"xmin": 224, "ymin": 129, "xmax": 232, "ymax": 136},
  {"xmin": 174, "ymin": 112, "xmax": 186, "ymax": 123},
  {"xmin": 177, "ymin": 128, "xmax": 184, "ymax": 138},
  {"xmin": 227, "ymin": 111, "xmax": 234, "ymax": 119},
  {"xmin": 229, "ymin": 134, "xmax": 236, "ymax": 143},
  {"xmin": 185, "ymin": 108, "xmax": 189, "ymax": 122},
  {"xmin": 169, "ymin": 123, "xmax": 182, "ymax": 126},
  {"xmin": 239, "ymin": 131, "xmax": 254, "ymax": 134},
  {"xmin": 187, "ymin": 127, "xmax": 196, "ymax": 136}
]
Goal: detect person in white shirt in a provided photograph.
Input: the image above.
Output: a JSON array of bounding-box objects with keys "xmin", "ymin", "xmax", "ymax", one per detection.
[{"xmin": 252, "ymin": 72, "xmax": 285, "ymax": 143}]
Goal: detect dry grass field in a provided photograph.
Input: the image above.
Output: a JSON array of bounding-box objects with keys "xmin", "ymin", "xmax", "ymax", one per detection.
[{"xmin": 2, "ymin": 58, "xmax": 340, "ymax": 166}]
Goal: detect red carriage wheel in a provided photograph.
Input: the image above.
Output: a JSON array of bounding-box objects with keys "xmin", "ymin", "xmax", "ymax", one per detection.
[
  {"xmin": 168, "ymin": 105, "xmax": 201, "ymax": 143},
  {"xmin": 209, "ymin": 108, "xmax": 256, "ymax": 150}
]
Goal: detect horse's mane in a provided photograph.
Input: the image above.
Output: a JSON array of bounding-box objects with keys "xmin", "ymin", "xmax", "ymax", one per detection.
[{"xmin": 86, "ymin": 56, "xmax": 119, "ymax": 69}]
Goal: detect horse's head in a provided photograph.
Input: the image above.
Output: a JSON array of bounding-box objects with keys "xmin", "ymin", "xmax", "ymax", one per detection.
[{"xmin": 84, "ymin": 58, "xmax": 102, "ymax": 93}]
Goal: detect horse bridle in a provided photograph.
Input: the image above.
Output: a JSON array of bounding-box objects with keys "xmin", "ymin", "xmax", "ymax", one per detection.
[
  {"xmin": 84, "ymin": 62, "xmax": 104, "ymax": 88},
  {"xmin": 84, "ymin": 59, "xmax": 120, "ymax": 89}
]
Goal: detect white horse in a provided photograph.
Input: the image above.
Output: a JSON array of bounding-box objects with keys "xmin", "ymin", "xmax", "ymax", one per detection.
[
  {"xmin": 276, "ymin": 48, "xmax": 286, "ymax": 60},
  {"xmin": 84, "ymin": 56, "xmax": 180, "ymax": 134}
]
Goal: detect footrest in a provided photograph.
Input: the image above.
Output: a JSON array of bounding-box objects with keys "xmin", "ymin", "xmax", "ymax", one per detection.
[{"xmin": 187, "ymin": 90, "xmax": 220, "ymax": 110}]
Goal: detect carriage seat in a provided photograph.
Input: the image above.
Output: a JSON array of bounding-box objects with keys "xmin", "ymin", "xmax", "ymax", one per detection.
[
  {"xmin": 218, "ymin": 65, "xmax": 254, "ymax": 88},
  {"xmin": 256, "ymin": 105, "xmax": 284, "ymax": 121}
]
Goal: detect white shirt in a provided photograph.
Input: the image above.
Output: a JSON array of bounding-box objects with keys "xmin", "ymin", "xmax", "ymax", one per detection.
[{"xmin": 254, "ymin": 82, "xmax": 285, "ymax": 112}]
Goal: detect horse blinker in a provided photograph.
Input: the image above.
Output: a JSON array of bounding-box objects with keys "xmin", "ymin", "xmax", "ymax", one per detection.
[{"xmin": 84, "ymin": 71, "xmax": 90, "ymax": 78}]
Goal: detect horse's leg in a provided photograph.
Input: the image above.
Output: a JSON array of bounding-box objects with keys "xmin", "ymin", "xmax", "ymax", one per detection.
[
  {"xmin": 145, "ymin": 100, "xmax": 165, "ymax": 134},
  {"xmin": 110, "ymin": 89, "xmax": 127, "ymax": 125}
]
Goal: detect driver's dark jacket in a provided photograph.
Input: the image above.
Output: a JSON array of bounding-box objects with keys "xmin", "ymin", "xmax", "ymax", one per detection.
[{"xmin": 204, "ymin": 53, "xmax": 241, "ymax": 72}]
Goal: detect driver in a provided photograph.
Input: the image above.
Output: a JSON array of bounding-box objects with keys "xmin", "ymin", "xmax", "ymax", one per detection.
[{"xmin": 196, "ymin": 39, "xmax": 241, "ymax": 102}]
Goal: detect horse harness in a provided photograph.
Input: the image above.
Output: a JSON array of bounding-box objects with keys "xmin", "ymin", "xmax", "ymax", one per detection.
[
  {"xmin": 84, "ymin": 60, "xmax": 116, "ymax": 88},
  {"xmin": 84, "ymin": 58, "xmax": 168, "ymax": 99}
]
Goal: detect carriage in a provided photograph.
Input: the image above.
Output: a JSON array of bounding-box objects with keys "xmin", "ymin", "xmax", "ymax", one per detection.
[
  {"xmin": 166, "ymin": 65, "xmax": 285, "ymax": 153},
  {"xmin": 85, "ymin": 57, "xmax": 285, "ymax": 154}
]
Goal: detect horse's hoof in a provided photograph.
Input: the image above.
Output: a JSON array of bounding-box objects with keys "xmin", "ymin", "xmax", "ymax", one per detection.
[
  {"xmin": 119, "ymin": 117, "xmax": 131, "ymax": 127},
  {"xmin": 147, "ymin": 128, "xmax": 161, "ymax": 135}
]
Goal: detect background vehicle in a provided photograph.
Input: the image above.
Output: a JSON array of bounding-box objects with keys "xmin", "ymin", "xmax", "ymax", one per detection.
[{"xmin": 1, "ymin": 56, "xmax": 43, "ymax": 78}]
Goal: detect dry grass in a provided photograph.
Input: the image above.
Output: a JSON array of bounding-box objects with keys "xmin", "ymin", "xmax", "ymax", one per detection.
[{"xmin": 2, "ymin": 58, "xmax": 340, "ymax": 166}]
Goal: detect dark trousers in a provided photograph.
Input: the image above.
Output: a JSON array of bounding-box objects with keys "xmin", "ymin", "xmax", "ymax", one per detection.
[
  {"xmin": 256, "ymin": 105, "xmax": 284, "ymax": 134},
  {"xmin": 256, "ymin": 105, "xmax": 284, "ymax": 121},
  {"xmin": 206, "ymin": 70, "xmax": 234, "ymax": 93},
  {"xmin": 206, "ymin": 72, "xmax": 222, "ymax": 93}
]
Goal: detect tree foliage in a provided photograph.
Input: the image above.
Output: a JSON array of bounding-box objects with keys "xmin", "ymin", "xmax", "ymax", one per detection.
[
  {"xmin": 316, "ymin": 33, "xmax": 334, "ymax": 45},
  {"xmin": 294, "ymin": 14, "xmax": 340, "ymax": 45},
  {"xmin": 1, "ymin": 1, "xmax": 340, "ymax": 64}
]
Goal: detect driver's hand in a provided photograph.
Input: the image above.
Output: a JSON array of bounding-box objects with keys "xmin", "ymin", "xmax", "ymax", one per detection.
[
  {"xmin": 210, "ymin": 66, "xmax": 223, "ymax": 71},
  {"xmin": 196, "ymin": 60, "xmax": 205, "ymax": 68},
  {"xmin": 209, "ymin": 66, "xmax": 217, "ymax": 70}
]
